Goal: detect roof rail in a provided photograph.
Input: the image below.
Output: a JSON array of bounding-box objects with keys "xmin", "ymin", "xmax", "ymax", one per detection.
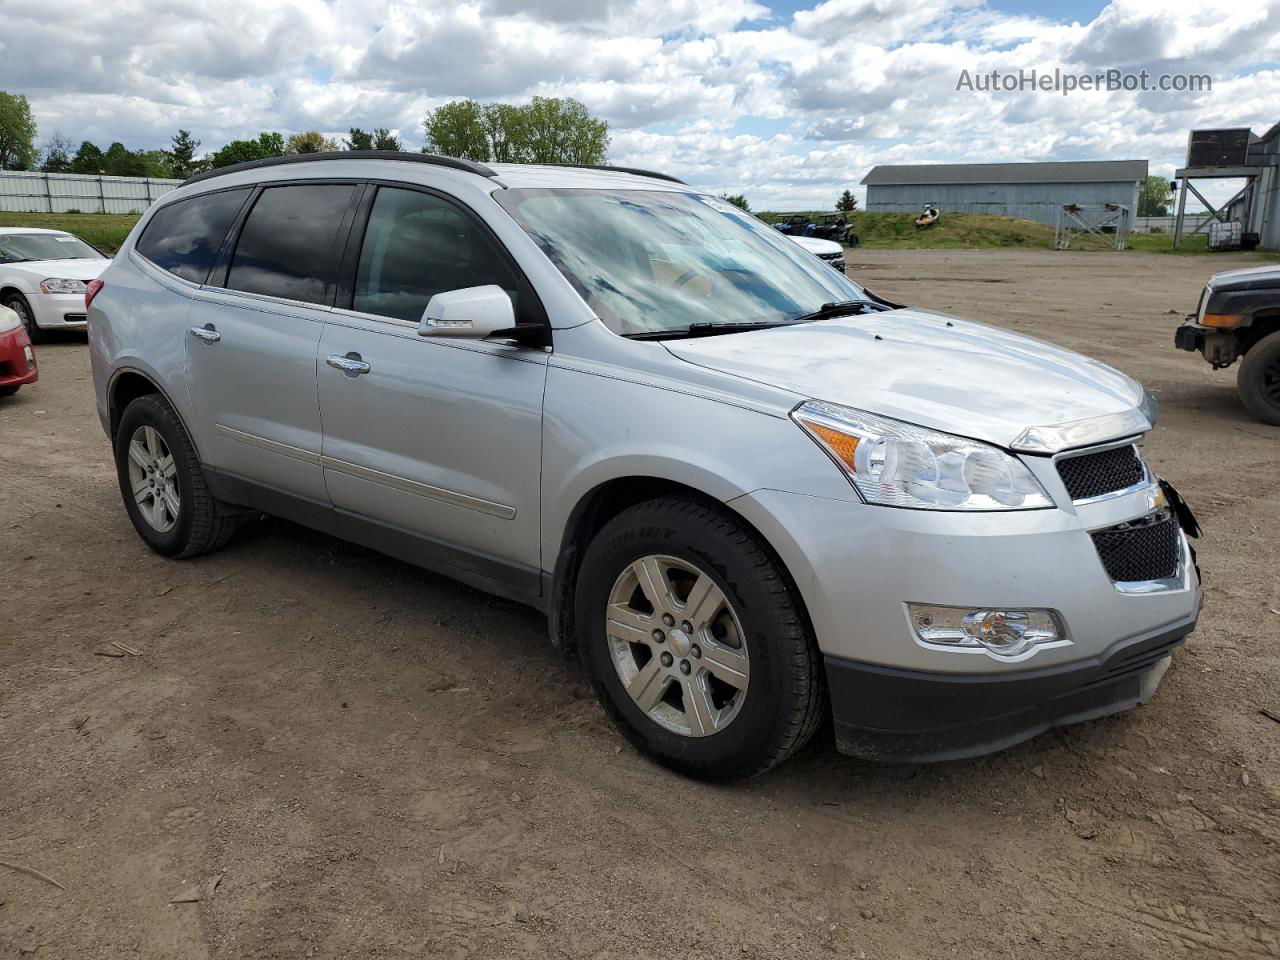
[
  {"xmin": 182, "ymin": 150, "xmax": 498, "ymax": 187},
  {"xmin": 548, "ymin": 163, "xmax": 686, "ymax": 184}
]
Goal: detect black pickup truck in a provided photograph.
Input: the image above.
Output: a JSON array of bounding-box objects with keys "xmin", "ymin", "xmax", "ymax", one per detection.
[{"xmin": 1175, "ymin": 264, "xmax": 1280, "ymax": 424}]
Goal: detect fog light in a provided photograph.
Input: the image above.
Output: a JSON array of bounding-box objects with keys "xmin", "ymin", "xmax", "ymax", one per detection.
[{"xmin": 908, "ymin": 604, "xmax": 1064, "ymax": 659}]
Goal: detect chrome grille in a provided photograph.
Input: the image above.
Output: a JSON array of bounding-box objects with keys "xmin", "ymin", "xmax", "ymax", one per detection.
[{"xmin": 1057, "ymin": 444, "xmax": 1145, "ymax": 501}]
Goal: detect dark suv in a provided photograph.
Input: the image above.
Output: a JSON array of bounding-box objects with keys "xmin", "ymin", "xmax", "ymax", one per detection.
[{"xmin": 1175, "ymin": 264, "xmax": 1280, "ymax": 424}]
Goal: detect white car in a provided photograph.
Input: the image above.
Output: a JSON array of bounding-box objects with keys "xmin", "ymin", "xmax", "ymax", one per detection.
[
  {"xmin": 789, "ymin": 234, "xmax": 845, "ymax": 272},
  {"xmin": 0, "ymin": 228, "xmax": 110, "ymax": 339}
]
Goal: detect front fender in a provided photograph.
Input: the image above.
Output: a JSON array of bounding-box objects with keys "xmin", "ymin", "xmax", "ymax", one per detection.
[{"xmin": 539, "ymin": 363, "xmax": 857, "ymax": 573}]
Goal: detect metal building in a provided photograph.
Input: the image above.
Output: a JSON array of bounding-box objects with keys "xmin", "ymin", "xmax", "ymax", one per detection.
[{"xmin": 861, "ymin": 160, "xmax": 1148, "ymax": 227}]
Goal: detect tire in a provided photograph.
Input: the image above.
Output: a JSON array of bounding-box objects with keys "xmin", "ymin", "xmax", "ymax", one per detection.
[
  {"xmin": 114, "ymin": 393, "xmax": 239, "ymax": 558},
  {"xmin": 576, "ymin": 497, "xmax": 824, "ymax": 781},
  {"xmin": 1237, "ymin": 330, "xmax": 1280, "ymax": 425},
  {"xmin": 0, "ymin": 385, "xmax": 18, "ymax": 397},
  {"xmin": 2, "ymin": 292, "xmax": 40, "ymax": 343}
]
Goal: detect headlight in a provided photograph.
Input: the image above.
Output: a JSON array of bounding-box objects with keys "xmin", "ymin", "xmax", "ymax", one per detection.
[
  {"xmin": 0, "ymin": 308, "xmax": 20, "ymax": 334},
  {"xmin": 41, "ymin": 278, "xmax": 87, "ymax": 294},
  {"xmin": 792, "ymin": 400, "xmax": 1053, "ymax": 510}
]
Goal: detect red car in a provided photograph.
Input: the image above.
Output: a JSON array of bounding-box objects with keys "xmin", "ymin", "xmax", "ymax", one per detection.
[{"xmin": 0, "ymin": 303, "xmax": 38, "ymax": 396}]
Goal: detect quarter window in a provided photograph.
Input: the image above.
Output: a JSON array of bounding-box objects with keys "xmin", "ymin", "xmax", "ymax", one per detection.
[
  {"xmin": 135, "ymin": 189, "xmax": 250, "ymax": 284},
  {"xmin": 227, "ymin": 184, "xmax": 357, "ymax": 304},
  {"xmin": 353, "ymin": 187, "xmax": 525, "ymax": 324}
]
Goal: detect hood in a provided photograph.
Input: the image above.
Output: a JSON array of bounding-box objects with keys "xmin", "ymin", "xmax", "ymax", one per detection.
[
  {"xmin": 4, "ymin": 258, "xmax": 109, "ymax": 282},
  {"xmin": 789, "ymin": 235, "xmax": 843, "ymax": 256},
  {"xmin": 1208, "ymin": 263, "xmax": 1280, "ymax": 290},
  {"xmin": 663, "ymin": 308, "xmax": 1146, "ymax": 450}
]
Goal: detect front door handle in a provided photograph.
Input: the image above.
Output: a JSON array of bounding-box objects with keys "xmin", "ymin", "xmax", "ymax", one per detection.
[
  {"xmin": 189, "ymin": 324, "xmax": 221, "ymax": 343},
  {"xmin": 326, "ymin": 353, "xmax": 371, "ymax": 376}
]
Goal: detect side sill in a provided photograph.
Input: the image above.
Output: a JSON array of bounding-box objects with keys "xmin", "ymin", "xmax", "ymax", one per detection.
[{"xmin": 203, "ymin": 465, "xmax": 547, "ymax": 612}]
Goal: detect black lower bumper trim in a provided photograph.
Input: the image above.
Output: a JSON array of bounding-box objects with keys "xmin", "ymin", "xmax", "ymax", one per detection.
[
  {"xmin": 827, "ymin": 623, "xmax": 1191, "ymax": 762},
  {"xmin": 1175, "ymin": 323, "xmax": 1204, "ymax": 352}
]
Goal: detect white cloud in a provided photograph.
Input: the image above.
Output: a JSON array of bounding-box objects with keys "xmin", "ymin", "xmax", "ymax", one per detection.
[{"xmin": 0, "ymin": 0, "xmax": 1276, "ymax": 209}]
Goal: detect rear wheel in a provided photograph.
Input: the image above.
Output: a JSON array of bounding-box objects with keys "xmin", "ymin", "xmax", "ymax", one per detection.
[
  {"xmin": 114, "ymin": 393, "xmax": 239, "ymax": 558},
  {"xmin": 2, "ymin": 292, "xmax": 39, "ymax": 343},
  {"xmin": 576, "ymin": 497, "xmax": 824, "ymax": 781},
  {"xmin": 1237, "ymin": 330, "xmax": 1280, "ymax": 425}
]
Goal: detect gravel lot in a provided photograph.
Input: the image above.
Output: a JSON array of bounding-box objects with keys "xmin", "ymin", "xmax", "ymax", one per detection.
[{"xmin": 1, "ymin": 249, "xmax": 1277, "ymax": 959}]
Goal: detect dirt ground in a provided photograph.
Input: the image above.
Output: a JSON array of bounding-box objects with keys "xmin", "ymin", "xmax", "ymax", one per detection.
[{"xmin": 1, "ymin": 249, "xmax": 1277, "ymax": 959}]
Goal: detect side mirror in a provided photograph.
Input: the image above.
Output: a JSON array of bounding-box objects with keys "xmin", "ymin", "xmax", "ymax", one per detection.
[{"xmin": 418, "ymin": 285, "xmax": 515, "ymax": 339}]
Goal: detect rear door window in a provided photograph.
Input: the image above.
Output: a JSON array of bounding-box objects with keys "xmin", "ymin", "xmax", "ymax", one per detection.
[
  {"xmin": 135, "ymin": 189, "xmax": 251, "ymax": 284},
  {"xmin": 226, "ymin": 184, "xmax": 358, "ymax": 305}
]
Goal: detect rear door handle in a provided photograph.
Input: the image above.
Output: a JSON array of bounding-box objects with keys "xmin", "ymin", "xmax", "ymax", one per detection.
[
  {"xmin": 189, "ymin": 324, "xmax": 220, "ymax": 343},
  {"xmin": 326, "ymin": 353, "xmax": 371, "ymax": 376}
]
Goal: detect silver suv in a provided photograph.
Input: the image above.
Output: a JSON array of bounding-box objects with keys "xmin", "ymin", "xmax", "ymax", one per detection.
[{"xmin": 89, "ymin": 152, "xmax": 1202, "ymax": 780}]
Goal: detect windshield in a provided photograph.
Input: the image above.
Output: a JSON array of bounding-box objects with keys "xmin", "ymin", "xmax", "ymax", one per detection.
[
  {"xmin": 494, "ymin": 188, "xmax": 866, "ymax": 337},
  {"xmin": 0, "ymin": 233, "xmax": 104, "ymax": 263}
]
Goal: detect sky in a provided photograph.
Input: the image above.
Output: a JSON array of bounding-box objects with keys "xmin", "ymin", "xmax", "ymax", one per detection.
[{"xmin": 1, "ymin": 0, "xmax": 1277, "ymax": 210}]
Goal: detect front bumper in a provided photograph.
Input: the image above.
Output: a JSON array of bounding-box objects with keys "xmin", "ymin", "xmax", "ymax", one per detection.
[
  {"xmin": 826, "ymin": 624, "xmax": 1185, "ymax": 761},
  {"xmin": 0, "ymin": 326, "xmax": 38, "ymax": 388},
  {"xmin": 30, "ymin": 292, "xmax": 88, "ymax": 329},
  {"xmin": 730, "ymin": 466, "xmax": 1202, "ymax": 760},
  {"xmin": 1174, "ymin": 320, "xmax": 1205, "ymax": 352}
]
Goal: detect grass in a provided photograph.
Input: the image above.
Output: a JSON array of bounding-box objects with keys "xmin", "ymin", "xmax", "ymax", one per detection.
[
  {"xmin": 761, "ymin": 210, "xmax": 1279, "ymax": 257},
  {"xmin": 0, "ymin": 209, "xmax": 1272, "ymax": 260},
  {"xmin": 0, "ymin": 212, "xmax": 140, "ymax": 253}
]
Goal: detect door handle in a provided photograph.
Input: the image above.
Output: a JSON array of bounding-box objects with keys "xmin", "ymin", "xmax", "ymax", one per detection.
[
  {"xmin": 189, "ymin": 324, "xmax": 221, "ymax": 343},
  {"xmin": 326, "ymin": 353, "xmax": 371, "ymax": 376}
]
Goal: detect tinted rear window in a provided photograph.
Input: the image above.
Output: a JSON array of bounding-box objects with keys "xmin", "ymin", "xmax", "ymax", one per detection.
[
  {"xmin": 226, "ymin": 184, "xmax": 357, "ymax": 304},
  {"xmin": 135, "ymin": 189, "xmax": 250, "ymax": 283}
]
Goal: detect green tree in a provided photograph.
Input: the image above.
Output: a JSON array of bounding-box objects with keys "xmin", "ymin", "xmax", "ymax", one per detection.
[
  {"xmin": 423, "ymin": 97, "xmax": 608, "ymax": 165},
  {"xmin": 836, "ymin": 189, "xmax": 858, "ymax": 212},
  {"xmin": 165, "ymin": 129, "xmax": 203, "ymax": 179},
  {"xmin": 371, "ymin": 127, "xmax": 403, "ymax": 151},
  {"xmin": 70, "ymin": 141, "xmax": 105, "ymax": 174},
  {"xmin": 521, "ymin": 96, "xmax": 608, "ymax": 164},
  {"xmin": 40, "ymin": 134, "xmax": 74, "ymax": 174},
  {"xmin": 286, "ymin": 130, "xmax": 340, "ymax": 154},
  {"xmin": 208, "ymin": 132, "xmax": 286, "ymax": 169},
  {"xmin": 0, "ymin": 91, "xmax": 38, "ymax": 170},
  {"xmin": 721, "ymin": 194, "xmax": 750, "ymax": 212},
  {"xmin": 423, "ymin": 100, "xmax": 490, "ymax": 161},
  {"xmin": 101, "ymin": 141, "xmax": 150, "ymax": 178},
  {"xmin": 345, "ymin": 127, "xmax": 374, "ymax": 150},
  {"xmin": 1138, "ymin": 175, "xmax": 1173, "ymax": 217}
]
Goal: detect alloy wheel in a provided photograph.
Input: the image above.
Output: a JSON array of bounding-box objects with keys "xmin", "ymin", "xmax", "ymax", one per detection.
[
  {"xmin": 605, "ymin": 554, "xmax": 750, "ymax": 737},
  {"xmin": 126, "ymin": 425, "xmax": 180, "ymax": 533}
]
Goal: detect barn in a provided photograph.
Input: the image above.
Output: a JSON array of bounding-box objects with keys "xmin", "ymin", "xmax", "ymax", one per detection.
[{"xmin": 861, "ymin": 160, "xmax": 1148, "ymax": 227}]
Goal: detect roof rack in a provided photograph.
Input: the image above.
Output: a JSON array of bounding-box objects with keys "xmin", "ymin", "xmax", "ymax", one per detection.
[
  {"xmin": 548, "ymin": 163, "xmax": 685, "ymax": 184},
  {"xmin": 182, "ymin": 150, "xmax": 498, "ymax": 187}
]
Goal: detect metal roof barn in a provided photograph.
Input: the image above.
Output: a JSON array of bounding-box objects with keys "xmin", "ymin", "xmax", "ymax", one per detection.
[{"xmin": 861, "ymin": 160, "xmax": 1148, "ymax": 227}]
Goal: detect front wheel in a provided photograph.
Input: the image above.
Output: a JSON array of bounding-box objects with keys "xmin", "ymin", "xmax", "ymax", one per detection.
[
  {"xmin": 1238, "ymin": 330, "xmax": 1280, "ymax": 425},
  {"xmin": 576, "ymin": 497, "xmax": 824, "ymax": 781},
  {"xmin": 2, "ymin": 293, "xmax": 39, "ymax": 343}
]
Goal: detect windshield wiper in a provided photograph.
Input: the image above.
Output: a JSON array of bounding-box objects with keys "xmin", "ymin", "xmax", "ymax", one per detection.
[
  {"xmin": 787, "ymin": 300, "xmax": 873, "ymax": 324},
  {"xmin": 625, "ymin": 319, "xmax": 802, "ymax": 341}
]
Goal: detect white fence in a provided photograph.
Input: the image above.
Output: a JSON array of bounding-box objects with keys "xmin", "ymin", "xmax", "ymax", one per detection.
[
  {"xmin": 1131, "ymin": 214, "xmax": 1210, "ymax": 234},
  {"xmin": 0, "ymin": 170, "xmax": 183, "ymax": 214}
]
